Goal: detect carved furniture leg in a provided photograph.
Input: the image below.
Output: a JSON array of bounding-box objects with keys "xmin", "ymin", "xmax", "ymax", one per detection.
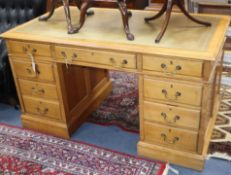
[
  {"xmin": 144, "ymin": 2, "xmax": 167, "ymax": 22},
  {"xmin": 155, "ymin": 0, "xmax": 173, "ymax": 43},
  {"xmin": 145, "ymin": 0, "xmax": 212, "ymax": 43},
  {"xmin": 176, "ymin": 0, "xmax": 211, "ymax": 26},
  {"xmin": 75, "ymin": 0, "xmax": 92, "ymax": 32},
  {"xmin": 117, "ymin": 0, "xmax": 134, "ymax": 41},
  {"xmin": 62, "ymin": 0, "xmax": 76, "ymax": 34},
  {"xmin": 39, "ymin": 0, "xmax": 57, "ymax": 21}
]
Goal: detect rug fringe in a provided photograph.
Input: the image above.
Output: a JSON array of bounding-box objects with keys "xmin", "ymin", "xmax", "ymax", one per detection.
[{"xmin": 162, "ymin": 163, "xmax": 180, "ymax": 175}]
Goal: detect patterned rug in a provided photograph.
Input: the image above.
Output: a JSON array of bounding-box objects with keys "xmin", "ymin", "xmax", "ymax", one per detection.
[
  {"xmin": 89, "ymin": 71, "xmax": 139, "ymax": 132},
  {"xmin": 0, "ymin": 124, "xmax": 166, "ymax": 175},
  {"xmin": 89, "ymin": 71, "xmax": 231, "ymax": 158}
]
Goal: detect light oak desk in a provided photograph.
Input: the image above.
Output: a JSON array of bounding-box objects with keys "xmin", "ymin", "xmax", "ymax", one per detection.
[{"xmin": 1, "ymin": 7, "xmax": 230, "ymax": 170}]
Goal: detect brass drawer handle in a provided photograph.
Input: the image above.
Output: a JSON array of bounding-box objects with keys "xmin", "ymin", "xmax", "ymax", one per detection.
[
  {"xmin": 161, "ymin": 133, "xmax": 179, "ymax": 144},
  {"xmin": 160, "ymin": 63, "xmax": 182, "ymax": 76},
  {"xmin": 26, "ymin": 68, "xmax": 32, "ymax": 74},
  {"xmin": 37, "ymin": 88, "xmax": 45, "ymax": 95},
  {"xmin": 23, "ymin": 44, "xmax": 39, "ymax": 74},
  {"xmin": 31, "ymin": 87, "xmax": 45, "ymax": 95},
  {"xmin": 110, "ymin": 57, "xmax": 116, "ymax": 65},
  {"xmin": 110, "ymin": 58, "xmax": 128, "ymax": 68},
  {"xmin": 162, "ymin": 89, "xmax": 181, "ymax": 101},
  {"xmin": 61, "ymin": 51, "xmax": 66, "ymax": 57},
  {"xmin": 161, "ymin": 63, "xmax": 167, "ymax": 69},
  {"xmin": 161, "ymin": 112, "xmax": 180, "ymax": 124},
  {"xmin": 36, "ymin": 107, "xmax": 49, "ymax": 115},
  {"xmin": 110, "ymin": 57, "xmax": 119, "ymax": 68},
  {"xmin": 175, "ymin": 65, "xmax": 182, "ymax": 71},
  {"xmin": 32, "ymin": 48, "xmax": 37, "ymax": 54},
  {"xmin": 23, "ymin": 46, "xmax": 28, "ymax": 53},
  {"xmin": 72, "ymin": 53, "xmax": 78, "ymax": 59},
  {"xmin": 121, "ymin": 59, "xmax": 128, "ymax": 67},
  {"xmin": 26, "ymin": 67, "xmax": 39, "ymax": 77},
  {"xmin": 23, "ymin": 45, "xmax": 37, "ymax": 54}
]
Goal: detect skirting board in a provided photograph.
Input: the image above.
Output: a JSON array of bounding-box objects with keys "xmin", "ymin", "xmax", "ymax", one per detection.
[{"xmin": 137, "ymin": 141, "xmax": 205, "ymax": 171}]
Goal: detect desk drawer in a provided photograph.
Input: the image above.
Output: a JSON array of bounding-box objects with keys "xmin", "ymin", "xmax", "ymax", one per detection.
[
  {"xmin": 144, "ymin": 122, "xmax": 198, "ymax": 152},
  {"xmin": 23, "ymin": 96, "xmax": 61, "ymax": 120},
  {"xmin": 143, "ymin": 55, "xmax": 203, "ymax": 77},
  {"xmin": 55, "ymin": 46, "xmax": 137, "ymax": 69},
  {"xmin": 8, "ymin": 40, "xmax": 51, "ymax": 58},
  {"xmin": 144, "ymin": 78, "xmax": 202, "ymax": 106},
  {"xmin": 19, "ymin": 79, "xmax": 58, "ymax": 100},
  {"xmin": 13, "ymin": 60, "xmax": 55, "ymax": 82},
  {"xmin": 143, "ymin": 101, "xmax": 200, "ymax": 130}
]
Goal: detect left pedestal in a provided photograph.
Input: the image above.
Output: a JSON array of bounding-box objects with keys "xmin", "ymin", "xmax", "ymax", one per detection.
[{"xmin": 6, "ymin": 40, "xmax": 112, "ymax": 138}]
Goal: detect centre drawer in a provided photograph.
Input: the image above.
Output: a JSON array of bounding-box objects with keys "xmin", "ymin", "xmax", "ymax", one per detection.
[
  {"xmin": 12, "ymin": 60, "xmax": 55, "ymax": 82},
  {"xmin": 23, "ymin": 96, "xmax": 61, "ymax": 120},
  {"xmin": 144, "ymin": 122, "xmax": 198, "ymax": 153},
  {"xmin": 19, "ymin": 79, "xmax": 58, "ymax": 100},
  {"xmin": 143, "ymin": 101, "xmax": 200, "ymax": 130},
  {"xmin": 55, "ymin": 46, "xmax": 137, "ymax": 69},
  {"xmin": 144, "ymin": 78, "xmax": 202, "ymax": 106}
]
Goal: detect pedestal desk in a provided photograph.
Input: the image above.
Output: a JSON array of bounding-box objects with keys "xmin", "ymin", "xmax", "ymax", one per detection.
[{"xmin": 1, "ymin": 7, "xmax": 230, "ymax": 170}]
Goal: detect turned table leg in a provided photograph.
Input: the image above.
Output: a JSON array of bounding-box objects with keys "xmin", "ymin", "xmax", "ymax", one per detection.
[
  {"xmin": 74, "ymin": 0, "xmax": 92, "ymax": 32},
  {"xmin": 62, "ymin": 0, "xmax": 77, "ymax": 34},
  {"xmin": 40, "ymin": 0, "xmax": 134, "ymax": 40},
  {"xmin": 145, "ymin": 0, "xmax": 212, "ymax": 43},
  {"xmin": 39, "ymin": 0, "xmax": 94, "ymax": 34},
  {"xmin": 145, "ymin": 2, "xmax": 167, "ymax": 22},
  {"xmin": 117, "ymin": 0, "xmax": 134, "ymax": 41},
  {"xmin": 155, "ymin": 0, "xmax": 173, "ymax": 43}
]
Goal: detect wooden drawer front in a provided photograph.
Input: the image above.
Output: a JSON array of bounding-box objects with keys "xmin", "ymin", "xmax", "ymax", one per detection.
[
  {"xmin": 144, "ymin": 78, "xmax": 202, "ymax": 106},
  {"xmin": 8, "ymin": 40, "xmax": 51, "ymax": 58},
  {"xmin": 143, "ymin": 101, "xmax": 200, "ymax": 130},
  {"xmin": 144, "ymin": 122, "xmax": 198, "ymax": 152},
  {"xmin": 143, "ymin": 55, "xmax": 203, "ymax": 77},
  {"xmin": 19, "ymin": 80, "xmax": 58, "ymax": 100},
  {"xmin": 13, "ymin": 61, "xmax": 55, "ymax": 82},
  {"xmin": 23, "ymin": 96, "xmax": 61, "ymax": 120},
  {"xmin": 55, "ymin": 46, "xmax": 137, "ymax": 69}
]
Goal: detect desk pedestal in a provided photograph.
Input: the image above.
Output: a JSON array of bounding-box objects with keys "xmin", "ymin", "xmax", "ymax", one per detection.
[{"xmin": 12, "ymin": 63, "xmax": 112, "ymax": 138}]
